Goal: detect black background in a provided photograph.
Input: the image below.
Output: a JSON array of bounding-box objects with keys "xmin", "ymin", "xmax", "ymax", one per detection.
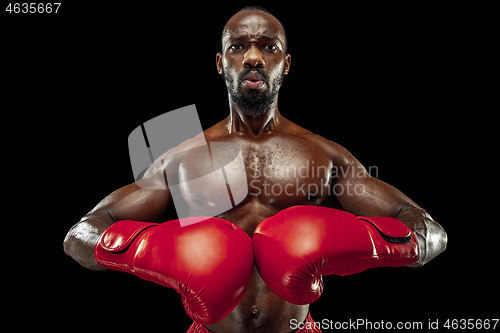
[{"xmin": 3, "ymin": 2, "xmax": 496, "ymax": 332}]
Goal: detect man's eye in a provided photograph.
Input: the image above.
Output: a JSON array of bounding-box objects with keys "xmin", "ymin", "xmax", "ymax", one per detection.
[
  {"xmin": 264, "ymin": 44, "xmax": 278, "ymax": 51},
  {"xmin": 230, "ymin": 45, "xmax": 242, "ymax": 50}
]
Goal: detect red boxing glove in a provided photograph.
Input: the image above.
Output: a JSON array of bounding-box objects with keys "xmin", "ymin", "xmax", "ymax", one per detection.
[
  {"xmin": 94, "ymin": 217, "xmax": 254, "ymax": 325},
  {"xmin": 253, "ymin": 206, "xmax": 419, "ymax": 305}
]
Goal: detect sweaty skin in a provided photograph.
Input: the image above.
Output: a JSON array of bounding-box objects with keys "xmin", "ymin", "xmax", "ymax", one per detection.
[{"xmin": 64, "ymin": 9, "xmax": 447, "ymax": 333}]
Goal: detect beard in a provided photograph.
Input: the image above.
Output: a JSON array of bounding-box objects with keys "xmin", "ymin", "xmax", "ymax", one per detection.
[{"xmin": 224, "ymin": 67, "xmax": 285, "ymax": 118}]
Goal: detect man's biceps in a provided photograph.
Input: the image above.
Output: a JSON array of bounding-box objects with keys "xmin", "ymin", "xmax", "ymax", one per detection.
[
  {"xmin": 334, "ymin": 177, "xmax": 394, "ymax": 215},
  {"xmin": 104, "ymin": 187, "xmax": 170, "ymax": 222}
]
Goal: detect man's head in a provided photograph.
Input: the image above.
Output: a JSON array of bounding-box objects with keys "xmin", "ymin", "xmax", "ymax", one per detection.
[{"xmin": 216, "ymin": 7, "xmax": 291, "ymax": 117}]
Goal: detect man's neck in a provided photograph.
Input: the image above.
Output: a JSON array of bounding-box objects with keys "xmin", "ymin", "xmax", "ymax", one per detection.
[{"xmin": 227, "ymin": 102, "xmax": 282, "ymax": 137}]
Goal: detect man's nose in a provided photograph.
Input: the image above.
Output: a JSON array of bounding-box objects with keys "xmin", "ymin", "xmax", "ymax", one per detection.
[{"xmin": 242, "ymin": 46, "xmax": 265, "ymax": 68}]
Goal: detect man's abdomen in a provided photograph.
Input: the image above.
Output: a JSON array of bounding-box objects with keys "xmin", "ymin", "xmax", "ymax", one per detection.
[{"xmin": 205, "ymin": 266, "xmax": 309, "ymax": 333}]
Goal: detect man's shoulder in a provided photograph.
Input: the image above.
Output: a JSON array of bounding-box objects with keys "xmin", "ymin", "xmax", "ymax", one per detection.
[
  {"xmin": 200, "ymin": 118, "xmax": 229, "ymax": 141},
  {"xmin": 298, "ymin": 129, "xmax": 357, "ymax": 167}
]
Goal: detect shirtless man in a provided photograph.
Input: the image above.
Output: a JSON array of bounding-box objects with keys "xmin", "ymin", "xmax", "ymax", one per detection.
[{"xmin": 64, "ymin": 7, "xmax": 447, "ymax": 333}]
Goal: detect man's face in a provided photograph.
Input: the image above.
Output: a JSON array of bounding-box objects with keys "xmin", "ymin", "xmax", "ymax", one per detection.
[{"xmin": 217, "ymin": 11, "xmax": 291, "ymax": 117}]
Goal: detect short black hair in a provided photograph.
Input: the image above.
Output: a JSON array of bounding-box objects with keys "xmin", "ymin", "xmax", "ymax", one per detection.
[
  {"xmin": 239, "ymin": 5, "xmax": 270, "ymax": 14},
  {"xmin": 220, "ymin": 6, "xmax": 288, "ymax": 53}
]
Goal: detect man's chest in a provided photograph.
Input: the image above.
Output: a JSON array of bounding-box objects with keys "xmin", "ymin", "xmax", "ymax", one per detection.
[{"xmin": 177, "ymin": 134, "xmax": 333, "ymax": 215}]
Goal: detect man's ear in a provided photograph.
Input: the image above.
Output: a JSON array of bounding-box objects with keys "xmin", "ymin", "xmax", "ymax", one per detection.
[
  {"xmin": 216, "ymin": 53, "xmax": 223, "ymax": 75},
  {"xmin": 284, "ymin": 53, "xmax": 291, "ymax": 75}
]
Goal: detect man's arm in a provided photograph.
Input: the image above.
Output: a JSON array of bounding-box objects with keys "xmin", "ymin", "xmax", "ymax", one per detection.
[
  {"xmin": 325, "ymin": 140, "xmax": 447, "ymax": 266},
  {"xmin": 63, "ymin": 152, "xmax": 174, "ymax": 270}
]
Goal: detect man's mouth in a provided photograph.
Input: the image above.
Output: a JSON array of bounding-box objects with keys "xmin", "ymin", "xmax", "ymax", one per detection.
[
  {"xmin": 243, "ymin": 79, "xmax": 264, "ymax": 89},
  {"xmin": 241, "ymin": 71, "xmax": 266, "ymax": 89}
]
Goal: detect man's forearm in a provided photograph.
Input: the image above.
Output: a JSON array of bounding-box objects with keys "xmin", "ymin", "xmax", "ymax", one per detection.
[
  {"xmin": 63, "ymin": 209, "xmax": 115, "ymax": 270},
  {"xmin": 396, "ymin": 205, "xmax": 447, "ymax": 266}
]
